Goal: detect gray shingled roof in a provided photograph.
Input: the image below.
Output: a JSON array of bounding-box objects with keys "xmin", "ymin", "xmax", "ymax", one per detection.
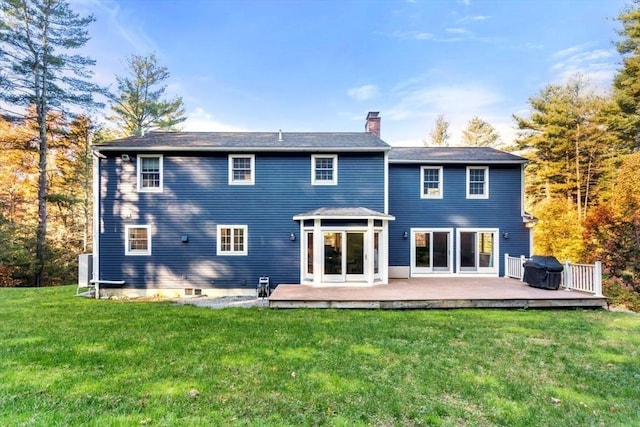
[
  {"xmin": 293, "ymin": 207, "xmax": 395, "ymax": 220},
  {"xmin": 94, "ymin": 131, "xmax": 390, "ymax": 152},
  {"xmin": 389, "ymin": 147, "xmax": 527, "ymax": 164}
]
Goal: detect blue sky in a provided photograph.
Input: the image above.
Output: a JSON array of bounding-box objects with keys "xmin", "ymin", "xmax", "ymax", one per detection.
[{"xmin": 73, "ymin": 0, "xmax": 627, "ymax": 146}]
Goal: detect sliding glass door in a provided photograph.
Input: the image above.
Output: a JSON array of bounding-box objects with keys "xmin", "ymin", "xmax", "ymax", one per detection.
[{"xmin": 411, "ymin": 229, "xmax": 452, "ymax": 274}]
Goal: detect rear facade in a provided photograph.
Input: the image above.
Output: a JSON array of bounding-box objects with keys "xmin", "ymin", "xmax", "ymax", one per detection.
[{"xmin": 92, "ymin": 113, "xmax": 532, "ymax": 297}]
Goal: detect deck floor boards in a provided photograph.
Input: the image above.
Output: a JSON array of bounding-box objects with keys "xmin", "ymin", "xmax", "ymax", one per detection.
[{"xmin": 268, "ymin": 277, "xmax": 607, "ymax": 309}]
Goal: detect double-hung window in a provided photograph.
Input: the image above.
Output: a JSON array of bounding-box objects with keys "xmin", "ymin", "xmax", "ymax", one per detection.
[
  {"xmin": 421, "ymin": 166, "xmax": 443, "ymax": 198},
  {"xmin": 217, "ymin": 225, "xmax": 248, "ymax": 256},
  {"xmin": 466, "ymin": 166, "xmax": 489, "ymax": 199},
  {"xmin": 228, "ymin": 154, "xmax": 255, "ymax": 185},
  {"xmin": 137, "ymin": 155, "xmax": 163, "ymax": 192},
  {"xmin": 311, "ymin": 154, "xmax": 338, "ymax": 185},
  {"xmin": 125, "ymin": 225, "xmax": 151, "ymax": 255}
]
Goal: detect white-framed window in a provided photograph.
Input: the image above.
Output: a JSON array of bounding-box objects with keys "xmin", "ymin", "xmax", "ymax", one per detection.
[
  {"xmin": 311, "ymin": 154, "xmax": 338, "ymax": 185},
  {"xmin": 466, "ymin": 166, "xmax": 488, "ymax": 199},
  {"xmin": 228, "ymin": 154, "xmax": 255, "ymax": 185},
  {"xmin": 137, "ymin": 154, "xmax": 163, "ymax": 192},
  {"xmin": 420, "ymin": 166, "xmax": 443, "ymax": 199},
  {"xmin": 125, "ymin": 225, "xmax": 151, "ymax": 256},
  {"xmin": 216, "ymin": 225, "xmax": 248, "ymax": 256}
]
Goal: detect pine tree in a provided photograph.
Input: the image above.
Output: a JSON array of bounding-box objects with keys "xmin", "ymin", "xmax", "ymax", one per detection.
[
  {"xmin": 108, "ymin": 53, "xmax": 186, "ymax": 136},
  {"xmin": 613, "ymin": 1, "xmax": 640, "ymax": 150},
  {"xmin": 0, "ymin": 0, "xmax": 102, "ymax": 286},
  {"xmin": 427, "ymin": 114, "xmax": 449, "ymax": 147},
  {"xmin": 462, "ymin": 116, "xmax": 500, "ymax": 147}
]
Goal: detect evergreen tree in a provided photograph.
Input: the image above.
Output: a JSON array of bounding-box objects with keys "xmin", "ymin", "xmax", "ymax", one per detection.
[
  {"xmin": 462, "ymin": 116, "xmax": 500, "ymax": 147},
  {"xmin": 427, "ymin": 114, "xmax": 449, "ymax": 147},
  {"xmin": 513, "ymin": 78, "xmax": 616, "ymax": 222},
  {"xmin": 109, "ymin": 53, "xmax": 186, "ymax": 136},
  {"xmin": 0, "ymin": 0, "xmax": 102, "ymax": 286},
  {"xmin": 613, "ymin": 1, "xmax": 640, "ymax": 150}
]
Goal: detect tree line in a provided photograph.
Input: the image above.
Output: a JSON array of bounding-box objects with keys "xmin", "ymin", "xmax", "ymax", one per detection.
[
  {"xmin": 0, "ymin": 0, "xmax": 639, "ymax": 309},
  {"xmin": 0, "ymin": 0, "xmax": 185, "ymax": 287}
]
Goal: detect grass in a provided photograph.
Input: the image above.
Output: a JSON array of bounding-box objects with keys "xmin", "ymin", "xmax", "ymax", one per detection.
[{"xmin": 1, "ymin": 286, "xmax": 639, "ymax": 426}]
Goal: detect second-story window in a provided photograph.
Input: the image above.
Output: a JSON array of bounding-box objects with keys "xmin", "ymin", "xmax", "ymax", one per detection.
[
  {"xmin": 229, "ymin": 154, "xmax": 255, "ymax": 185},
  {"xmin": 312, "ymin": 154, "xmax": 338, "ymax": 185},
  {"xmin": 137, "ymin": 155, "xmax": 163, "ymax": 193},
  {"xmin": 467, "ymin": 166, "xmax": 489, "ymax": 199},
  {"xmin": 421, "ymin": 166, "xmax": 443, "ymax": 199}
]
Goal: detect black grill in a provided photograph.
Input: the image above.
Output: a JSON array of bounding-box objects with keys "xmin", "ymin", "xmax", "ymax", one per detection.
[{"xmin": 523, "ymin": 256, "xmax": 564, "ymax": 290}]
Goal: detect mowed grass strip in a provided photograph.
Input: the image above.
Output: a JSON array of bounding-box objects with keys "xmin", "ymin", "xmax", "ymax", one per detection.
[{"xmin": 0, "ymin": 286, "xmax": 638, "ymax": 426}]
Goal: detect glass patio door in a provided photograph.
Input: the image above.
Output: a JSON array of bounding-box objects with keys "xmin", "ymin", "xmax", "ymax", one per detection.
[
  {"xmin": 323, "ymin": 231, "xmax": 365, "ymax": 282},
  {"xmin": 412, "ymin": 230, "xmax": 451, "ymax": 274},
  {"xmin": 459, "ymin": 231, "xmax": 496, "ymax": 273}
]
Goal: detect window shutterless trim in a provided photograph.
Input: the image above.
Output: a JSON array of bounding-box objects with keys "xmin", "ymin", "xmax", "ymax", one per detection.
[
  {"xmin": 311, "ymin": 154, "xmax": 338, "ymax": 185},
  {"xmin": 216, "ymin": 225, "xmax": 248, "ymax": 256},
  {"xmin": 466, "ymin": 166, "xmax": 489, "ymax": 199},
  {"xmin": 124, "ymin": 224, "xmax": 152, "ymax": 256},
  {"xmin": 228, "ymin": 154, "xmax": 255, "ymax": 185},
  {"xmin": 420, "ymin": 166, "xmax": 443, "ymax": 199},
  {"xmin": 137, "ymin": 154, "xmax": 163, "ymax": 193}
]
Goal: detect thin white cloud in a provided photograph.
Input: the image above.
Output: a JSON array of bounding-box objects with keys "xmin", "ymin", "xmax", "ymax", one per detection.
[
  {"xmin": 71, "ymin": 0, "xmax": 159, "ymax": 55},
  {"xmin": 386, "ymin": 30, "xmax": 435, "ymax": 40},
  {"xmin": 550, "ymin": 46, "xmax": 616, "ymax": 93},
  {"xmin": 183, "ymin": 108, "xmax": 247, "ymax": 132},
  {"xmin": 471, "ymin": 15, "xmax": 490, "ymax": 21},
  {"xmin": 383, "ymin": 78, "xmax": 506, "ymax": 146},
  {"xmin": 446, "ymin": 27, "xmax": 471, "ymax": 35},
  {"xmin": 347, "ymin": 84, "xmax": 380, "ymax": 101}
]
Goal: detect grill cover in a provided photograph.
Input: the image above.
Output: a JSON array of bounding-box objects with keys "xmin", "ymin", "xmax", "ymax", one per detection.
[{"xmin": 523, "ymin": 256, "xmax": 564, "ymax": 290}]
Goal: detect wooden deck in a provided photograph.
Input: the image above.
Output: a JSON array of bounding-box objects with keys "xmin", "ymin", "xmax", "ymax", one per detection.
[{"xmin": 268, "ymin": 277, "xmax": 608, "ymax": 309}]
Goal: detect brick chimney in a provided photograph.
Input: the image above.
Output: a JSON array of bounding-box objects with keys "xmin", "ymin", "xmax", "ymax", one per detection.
[{"xmin": 365, "ymin": 111, "xmax": 381, "ymax": 138}]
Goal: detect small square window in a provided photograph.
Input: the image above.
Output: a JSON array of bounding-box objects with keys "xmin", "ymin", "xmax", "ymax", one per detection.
[
  {"xmin": 217, "ymin": 225, "xmax": 248, "ymax": 256},
  {"xmin": 421, "ymin": 166, "xmax": 443, "ymax": 199},
  {"xmin": 125, "ymin": 225, "xmax": 151, "ymax": 255},
  {"xmin": 311, "ymin": 154, "xmax": 338, "ymax": 185},
  {"xmin": 228, "ymin": 155, "xmax": 255, "ymax": 185},
  {"xmin": 467, "ymin": 166, "xmax": 489, "ymax": 199},
  {"xmin": 137, "ymin": 155, "xmax": 163, "ymax": 192}
]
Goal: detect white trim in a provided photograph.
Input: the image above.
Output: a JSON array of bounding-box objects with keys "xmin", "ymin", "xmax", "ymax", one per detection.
[
  {"xmin": 466, "ymin": 166, "xmax": 489, "ymax": 199},
  {"xmin": 420, "ymin": 166, "xmax": 443, "ymax": 199},
  {"xmin": 137, "ymin": 154, "xmax": 163, "ymax": 193},
  {"xmin": 216, "ymin": 225, "xmax": 248, "ymax": 256},
  {"xmin": 125, "ymin": 225, "xmax": 152, "ymax": 256},
  {"xmin": 92, "ymin": 153, "xmax": 100, "ymax": 297},
  {"xmin": 311, "ymin": 154, "xmax": 338, "ymax": 185},
  {"xmin": 410, "ymin": 228, "xmax": 454, "ymax": 275},
  {"xmin": 456, "ymin": 228, "xmax": 499, "ymax": 275},
  {"xmin": 95, "ymin": 146, "xmax": 390, "ymax": 153},
  {"xmin": 228, "ymin": 154, "xmax": 255, "ymax": 185}
]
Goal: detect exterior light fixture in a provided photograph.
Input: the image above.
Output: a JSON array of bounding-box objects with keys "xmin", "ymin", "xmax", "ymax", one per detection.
[
  {"xmin": 290, "ymin": 233, "xmax": 296, "ymax": 241},
  {"xmin": 403, "ymin": 231, "xmax": 409, "ymax": 239},
  {"xmin": 503, "ymin": 232, "xmax": 509, "ymax": 239}
]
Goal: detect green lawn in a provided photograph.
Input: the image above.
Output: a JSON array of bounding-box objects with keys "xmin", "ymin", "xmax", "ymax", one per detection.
[{"xmin": 1, "ymin": 286, "xmax": 638, "ymax": 426}]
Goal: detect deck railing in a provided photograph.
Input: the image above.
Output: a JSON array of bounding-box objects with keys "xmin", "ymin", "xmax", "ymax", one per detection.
[{"xmin": 504, "ymin": 254, "xmax": 603, "ymax": 297}]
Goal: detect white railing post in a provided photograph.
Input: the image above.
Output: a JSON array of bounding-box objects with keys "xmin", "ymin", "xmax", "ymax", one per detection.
[
  {"xmin": 593, "ymin": 261, "xmax": 603, "ymax": 297},
  {"xmin": 564, "ymin": 260, "xmax": 572, "ymax": 291},
  {"xmin": 505, "ymin": 253, "xmax": 509, "ymax": 277},
  {"xmin": 520, "ymin": 255, "xmax": 526, "ymax": 281}
]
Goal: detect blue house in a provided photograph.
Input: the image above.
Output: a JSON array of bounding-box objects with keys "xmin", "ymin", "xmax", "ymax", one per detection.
[{"xmin": 91, "ymin": 112, "xmax": 532, "ymax": 298}]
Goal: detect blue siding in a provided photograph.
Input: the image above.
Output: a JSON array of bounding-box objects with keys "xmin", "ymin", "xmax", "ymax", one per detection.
[
  {"xmin": 99, "ymin": 151, "xmax": 385, "ymax": 289},
  {"xmin": 388, "ymin": 163, "xmax": 530, "ymax": 276}
]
